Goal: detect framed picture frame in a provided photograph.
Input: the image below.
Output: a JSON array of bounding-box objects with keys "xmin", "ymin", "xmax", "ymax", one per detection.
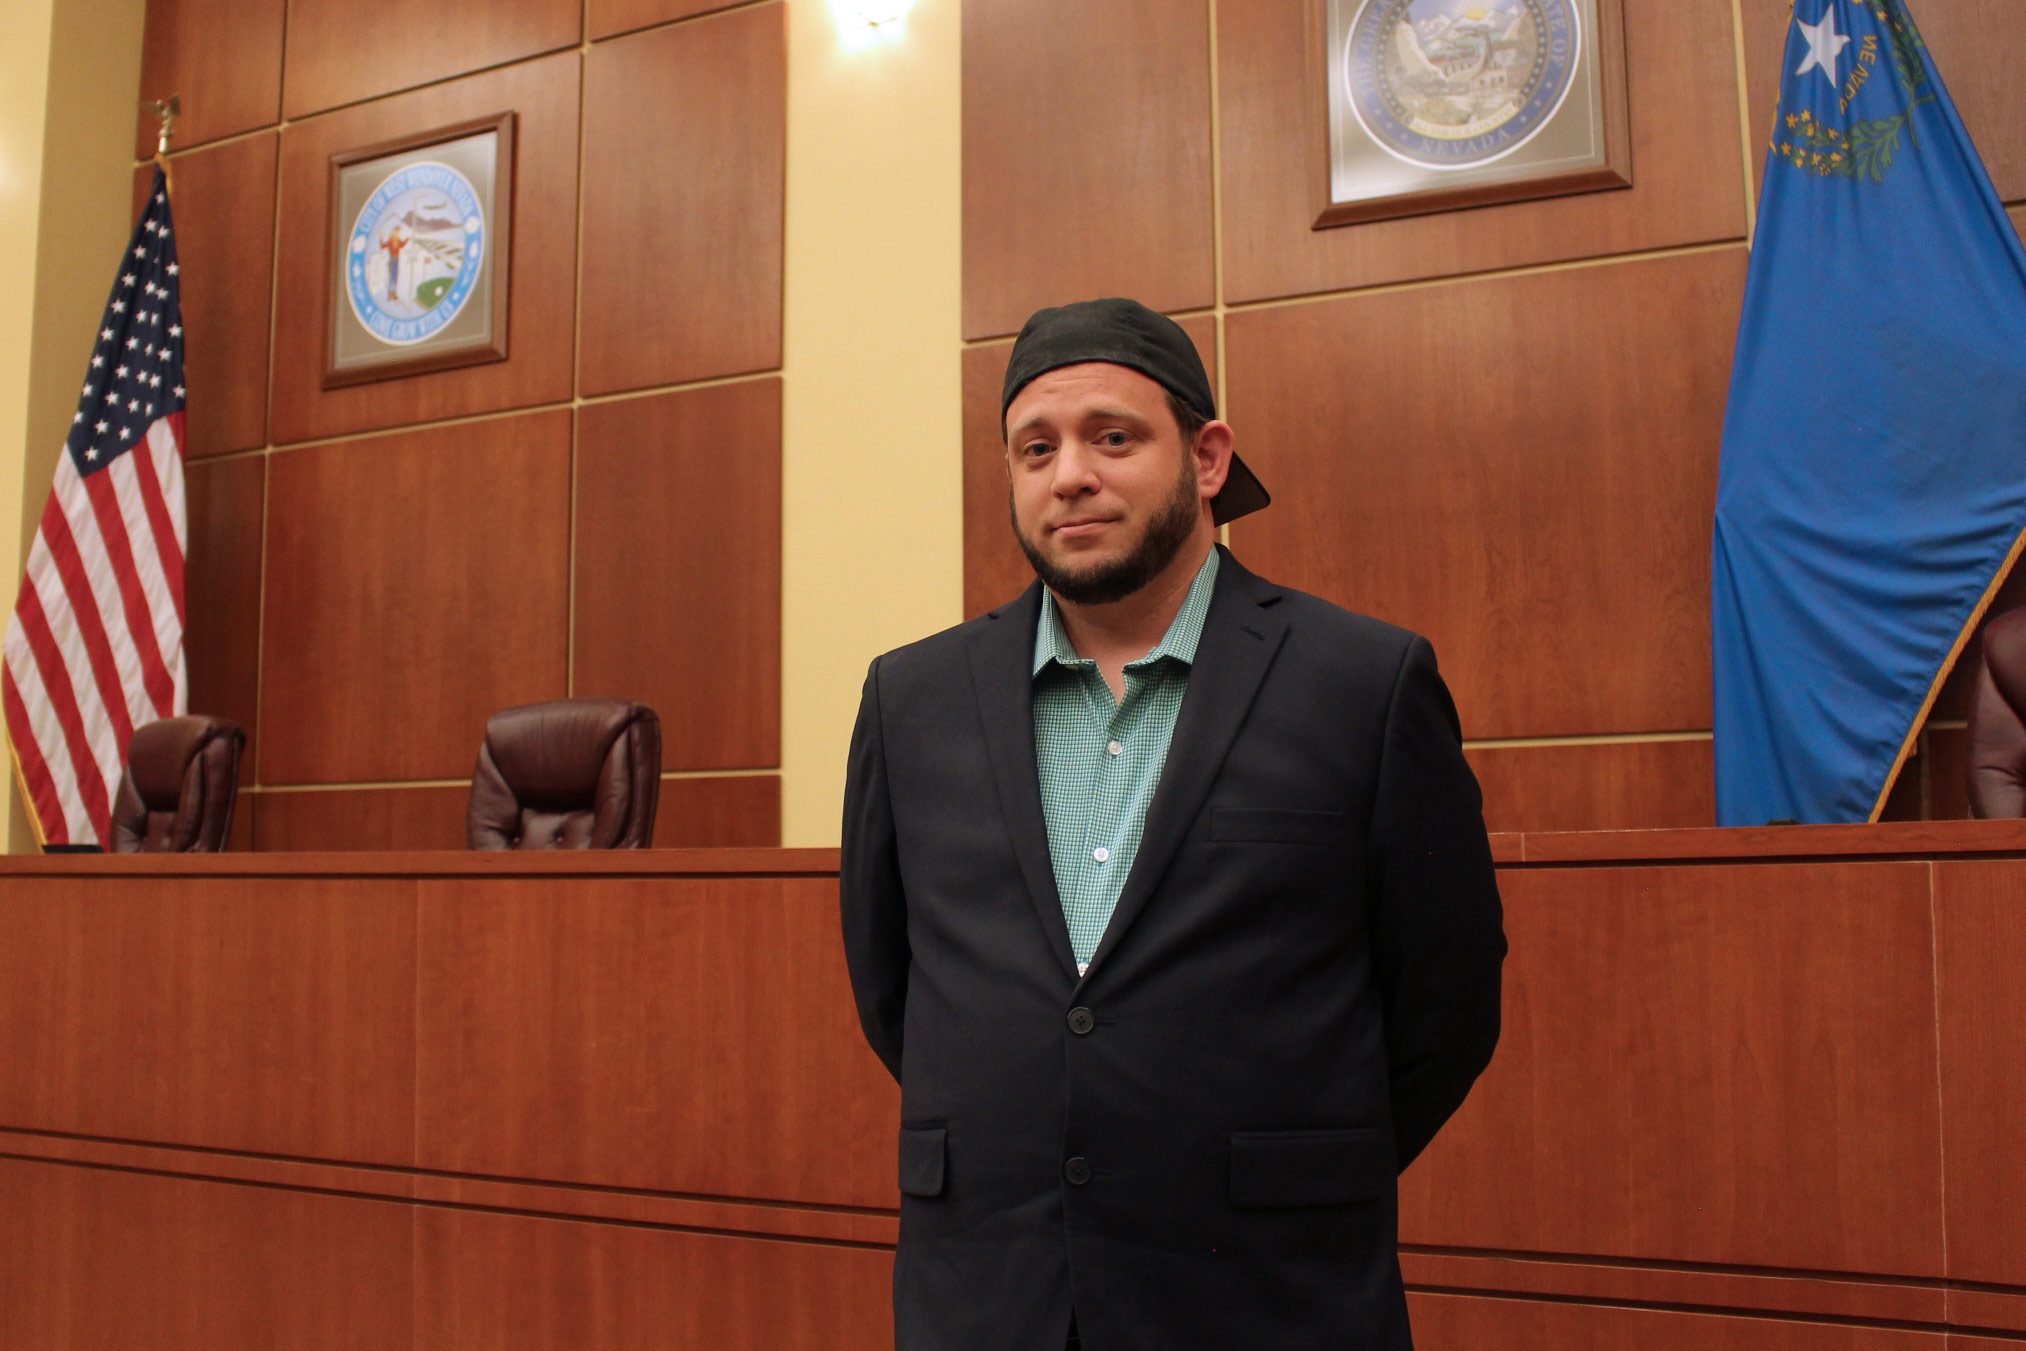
[
  {"xmin": 1314, "ymin": 0, "xmax": 1631, "ymax": 229},
  {"xmin": 323, "ymin": 112, "xmax": 516, "ymax": 389}
]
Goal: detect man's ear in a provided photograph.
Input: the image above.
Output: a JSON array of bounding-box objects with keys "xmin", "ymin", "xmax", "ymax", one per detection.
[{"xmin": 1193, "ymin": 421, "xmax": 1235, "ymax": 499}]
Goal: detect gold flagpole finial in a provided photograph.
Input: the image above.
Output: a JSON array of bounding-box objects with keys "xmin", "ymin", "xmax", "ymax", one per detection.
[
  {"xmin": 143, "ymin": 95, "xmax": 179, "ymax": 194},
  {"xmin": 144, "ymin": 94, "xmax": 179, "ymax": 156}
]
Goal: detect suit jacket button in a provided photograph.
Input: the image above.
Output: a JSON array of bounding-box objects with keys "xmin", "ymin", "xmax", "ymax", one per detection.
[
  {"xmin": 1067, "ymin": 1007, "xmax": 1095, "ymax": 1035},
  {"xmin": 1064, "ymin": 1157, "xmax": 1091, "ymax": 1186}
]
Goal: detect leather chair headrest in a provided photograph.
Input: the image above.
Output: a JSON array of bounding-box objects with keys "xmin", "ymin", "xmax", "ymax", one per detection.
[
  {"xmin": 110, "ymin": 716, "xmax": 246, "ymax": 853},
  {"xmin": 1981, "ymin": 606, "xmax": 2026, "ymax": 719},
  {"xmin": 467, "ymin": 699, "xmax": 661, "ymax": 850},
  {"xmin": 1967, "ymin": 607, "xmax": 2026, "ymax": 819}
]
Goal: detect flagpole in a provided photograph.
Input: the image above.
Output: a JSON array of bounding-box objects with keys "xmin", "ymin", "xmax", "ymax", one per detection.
[
  {"xmin": 6, "ymin": 734, "xmax": 48, "ymax": 851},
  {"xmin": 143, "ymin": 94, "xmax": 178, "ymax": 195}
]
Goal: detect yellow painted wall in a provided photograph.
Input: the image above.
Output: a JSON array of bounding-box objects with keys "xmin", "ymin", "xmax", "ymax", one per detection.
[
  {"xmin": 780, "ymin": 0, "xmax": 965, "ymax": 845},
  {"xmin": 0, "ymin": 0, "xmax": 146, "ymax": 852},
  {"xmin": 0, "ymin": 0, "xmax": 59, "ymax": 848}
]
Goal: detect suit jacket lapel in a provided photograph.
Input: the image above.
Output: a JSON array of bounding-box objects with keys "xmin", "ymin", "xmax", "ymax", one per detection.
[
  {"xmin": 1082, "ymin": 548, "xmax": 1289, "ymax": 980},
  {"xmin": 967, "ymin": 582, "xmax": 1081, "ymax": 980}
]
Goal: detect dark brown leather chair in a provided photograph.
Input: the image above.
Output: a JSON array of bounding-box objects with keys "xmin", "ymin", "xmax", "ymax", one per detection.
[
  {"xmin": 1968, "ymin": 607, "xmax": 2026, "ymax": 817},
  {"xmin": 467, "ymin": 699, "xmax": 661, "ymax": 850},
  {"xmin": 109, "ymin": 715, "xmax": 246, "ymax": 853}
]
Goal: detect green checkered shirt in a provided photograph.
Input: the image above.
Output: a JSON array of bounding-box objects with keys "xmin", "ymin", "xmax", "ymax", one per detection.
[{"xmin": 1033, "ymin": 548, "xmax": 1220, "ymax": 974}]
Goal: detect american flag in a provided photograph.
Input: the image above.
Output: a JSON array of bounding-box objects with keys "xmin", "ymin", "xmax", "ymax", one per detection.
[{"xmin": 4, "ymin": 167, "xmax": 188, "ymax": 847}]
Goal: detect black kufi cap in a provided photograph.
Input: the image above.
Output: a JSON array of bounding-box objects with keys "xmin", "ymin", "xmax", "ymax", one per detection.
[{"xmin": 1000, "ymin": 297, "xmax": 1270, "ymax": 525}]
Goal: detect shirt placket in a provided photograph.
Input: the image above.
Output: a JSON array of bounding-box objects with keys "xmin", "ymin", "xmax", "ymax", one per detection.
[{"xmin": 1074, "ymin": 667, "xmax": 1149, "ymax": 927}]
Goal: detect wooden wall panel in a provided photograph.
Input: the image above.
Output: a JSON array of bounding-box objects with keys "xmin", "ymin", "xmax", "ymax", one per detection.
[
  {"xmin": 182, "ymin": 456, "xmax": 263, "ymax": 772},
  {"xmin": 653, "ymin": 775, "xmax": 782, "ymax": 847},
  {"xmin": 250, "ymin": 781, "xmax": 779, "ymax": 851},
  {"xmin": 1217, "ymin": 0, "xmax": 1748, "ymax": 305},
  {"xmin": 282, "ymin": 0, "xmax": 580, "ymax": 120},
  {"xmin": 0, "ymin": 876, "xmax": 416, "ymax": 1163},
  {"xmin": 1227, "ymin": 250, "xmax": 1744, "ymax": 738},
  {"xmin": 260, "ymin": 411, "xmax": 570, "ymax": 784},
  {"xmin": 1408, "ymin": 1292, "xmax": 1942, "ymax": 1351},
  {"xmin": 1401, "ymin": 861, "xmax": 1945, "ymax": 1276},
  {"xmin": 226, "ymin": 794, "xmax": 254, "ymax": 850},
  {"xmin": 961, "ymin": 0, "xmax": 1214, "ymax": 338},
  {"xmin": 1935, "ymin": 861, "xmax": 2026, "ymax": 1287},
  {"xmin": 579, "ymin": 5, "xmax": 785, "ymax": 392},
  {"xmin": 134, "ymin": 0, "xmax": 283, "ymax": 156},
  {"xmin": 1467, "ymin": 739, "xmax": 1715, "ymax": 833},
  {"xmin": 1915, "ymin": 726, "xmax": 1971, "ymax": 821},
  {"xmin": 962, "ymin": 316, "xmax": 1218, "ymax": 618},
  {"xmin": 413, "ymin": 877, "xmax": 899, "ymax": 1207},
  {"xmin": 1742, "ymin": 0, "xmax": 2026, "ymax": 203},
  {"xmin": 0, "ymin": 1160, "xmax": 413, "ymax": 1351},
  {"xmin": 270, "ymin": 54, "xmax": 580, "ymax": 446},
  {"xmin": 591, "ymin": 0, "xmax": 751, "ymax": 40},
  {"xmin": 574, "ymin": 381, "xmax": 780, "ymax": 768},
  {"xmin": 414, "ymin": 1206, "xmax": 892, "ymax": 1351},
  {"xmin": 253, "ymin": 785, "xmax": 473, "ymax": 852},
  {"xmin": 134, "ymin": 135, "xmax": 276, "ymax": 457}
]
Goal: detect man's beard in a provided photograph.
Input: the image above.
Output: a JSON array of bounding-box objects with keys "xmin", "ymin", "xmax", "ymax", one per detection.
[{"xmin": 1011, "ymin": 460, "xmax": 1202, "ymax": 606}]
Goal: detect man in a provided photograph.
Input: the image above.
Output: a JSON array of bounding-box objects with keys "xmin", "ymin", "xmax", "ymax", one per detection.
[{"xmin": 842, "ymin": 298, "xmax": 1505, "ymax": 1350}]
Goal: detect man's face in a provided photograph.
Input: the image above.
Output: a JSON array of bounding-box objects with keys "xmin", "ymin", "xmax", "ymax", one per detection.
[{"xmin": 1004, "ymin": 363, "xmax": 1218, "ymax": 605}]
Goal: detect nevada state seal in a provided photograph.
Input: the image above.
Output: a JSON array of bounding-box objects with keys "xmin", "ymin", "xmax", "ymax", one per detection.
[
  {"xmin": 1344, "ymin": 0, "xmax": 1581, "ymax": 170},
  {"xmin": 345, "ymin": 160, "xmax": 486, "ymax": 346}
]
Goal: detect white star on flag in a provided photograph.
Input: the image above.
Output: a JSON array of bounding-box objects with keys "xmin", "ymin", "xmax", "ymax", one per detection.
[{"xmin": 1795, "ymin": 8, "xmax": 1851, "ymax": 83}]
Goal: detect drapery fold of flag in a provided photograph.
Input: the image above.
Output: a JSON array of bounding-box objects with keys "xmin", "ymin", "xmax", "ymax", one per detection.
[
  {"xmin": 1711, "ymin": 0, "xmax": 2026, "ymax": 825},
  {"xmin": 4, "ymin": 167, "xmax": 188, "ymax": 846}
]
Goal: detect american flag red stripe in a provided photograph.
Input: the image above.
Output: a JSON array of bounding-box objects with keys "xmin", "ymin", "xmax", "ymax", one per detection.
[
  {"xmin": 4, "ymin": 167, "xmax": 187, "ymax": 847},
  {"xmin": 33, "ymin": 493, "xmax": 137, "ymax": 750}
]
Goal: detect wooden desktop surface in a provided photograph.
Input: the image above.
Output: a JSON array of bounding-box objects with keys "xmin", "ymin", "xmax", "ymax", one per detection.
[{"xmin": 4, "ymin": 827, "xmax": 2024, "ymax": 1349}]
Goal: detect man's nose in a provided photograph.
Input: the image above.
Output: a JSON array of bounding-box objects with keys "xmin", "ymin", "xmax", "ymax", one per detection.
[{"xmin": 1051, "ymin": 442, "xmax": 1101, "ymax": 497}]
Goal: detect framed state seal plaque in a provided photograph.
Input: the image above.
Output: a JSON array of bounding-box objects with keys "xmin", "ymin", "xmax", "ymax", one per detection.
[
  {"xmin": 1318, "ymin": 0, "xmax": 1630, "ymax": 227},
  {"xmin": 323, "ymin": 113, "xmax": 515, "ymax": 388}
]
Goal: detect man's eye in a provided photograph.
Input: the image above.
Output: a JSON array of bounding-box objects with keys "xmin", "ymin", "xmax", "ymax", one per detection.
[
  {"xmin": 1100, "ymin": 431, "xmax": 1130, "ymax": 447},
  {"xmin": 1022, "ymin": 441, "xmax": 1053, "ymax": 457}
]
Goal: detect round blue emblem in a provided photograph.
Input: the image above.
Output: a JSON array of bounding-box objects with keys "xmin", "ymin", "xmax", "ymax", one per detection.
[
  {"xmin": 345, "ymin": 160, "xmax": 485, "ymax": 346},
  {"xmin": 1344, "ymin": 0, "xmax": 1580, "ymax": 170}
]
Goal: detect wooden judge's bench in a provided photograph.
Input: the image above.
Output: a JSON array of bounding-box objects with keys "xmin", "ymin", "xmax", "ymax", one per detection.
[{"xmin": 3, "ymin": 826, "xmax": 2024, "ymax": 1350}]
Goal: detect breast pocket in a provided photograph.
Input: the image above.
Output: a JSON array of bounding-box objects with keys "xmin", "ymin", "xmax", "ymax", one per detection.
[
  {"xmin": 1228, "ymin": 1127, "xmax": 1394, "ymax": 1209},
  {"xmin": 1209, "ymin": 807, "xmax": 1345, "ymax": 846}
]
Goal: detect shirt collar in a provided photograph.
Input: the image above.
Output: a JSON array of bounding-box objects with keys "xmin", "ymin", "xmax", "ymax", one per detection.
[{"xmin": 1032, "ymin": 546, "xmax": 1221, "ymax": 678}]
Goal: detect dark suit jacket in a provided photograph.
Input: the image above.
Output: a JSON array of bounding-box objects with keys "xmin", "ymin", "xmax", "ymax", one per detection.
[{"xmin": 841, "ymin": 547, "xmax": 1505, "ymax": 1351}]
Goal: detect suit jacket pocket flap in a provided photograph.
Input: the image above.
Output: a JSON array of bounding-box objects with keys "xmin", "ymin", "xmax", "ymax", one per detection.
[
  {"xmin": 1210, "ymin": 807, "xmax": 1344, "ymax": 845},
  {"xmin": 1228, "ymin": 1128, "xmax": 1392, "ymax": 1209},
  {"xmin": 898, "ymin": 1125, "xmax": 947, "ymax": 1197}
]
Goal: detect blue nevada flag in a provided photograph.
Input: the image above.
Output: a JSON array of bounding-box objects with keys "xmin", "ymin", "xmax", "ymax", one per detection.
[{"xmin": 1712, "ymin": 0, "xmax": 2026, "ymax": 825}]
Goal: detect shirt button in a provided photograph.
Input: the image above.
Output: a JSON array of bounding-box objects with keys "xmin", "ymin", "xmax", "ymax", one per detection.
[
  {"xmin": 1064, "ymin": 1157, "xmax": 1092, "ymax": 1186},
  {"xmin": 1067, "ymin": 1007, "xmax": 1095, "ymax": 1035},
  {"xmin": 1106, "ymin": 740, "xmax": 1123, "ymax": 756},
  {"xmin": 1091, "ymin": 846, "xmax": 1110, "ymax": 863}
]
